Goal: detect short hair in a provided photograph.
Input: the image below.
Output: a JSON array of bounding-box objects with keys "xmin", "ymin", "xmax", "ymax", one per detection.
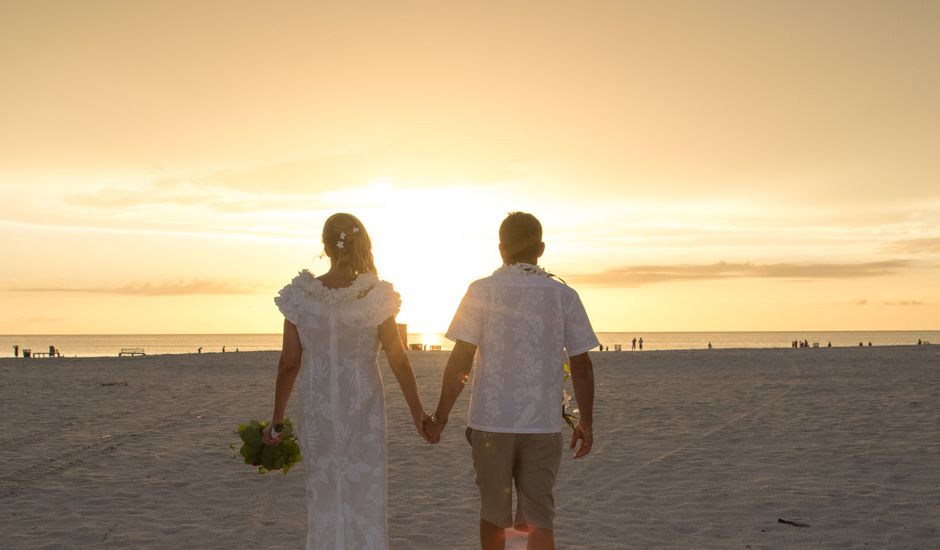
[{"xmin": 499, "ymin": 212, "xmax": 542, "ymax": 262}]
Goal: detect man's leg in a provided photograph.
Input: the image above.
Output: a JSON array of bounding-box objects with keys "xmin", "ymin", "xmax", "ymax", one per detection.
[
  {"xmin": 472, "ymin": 430, "xmax": 515, "ymax": 550},
  {"xmin": 513, "ymin": 433, "xmax": 563, "ymax": 550},
  {"xmin": 480, "ymin": 518, "xmax": 507, "ymax": 550},
  {"xmin": 526, "ymin": 527, "xmax": 554, "ymax": 550}
]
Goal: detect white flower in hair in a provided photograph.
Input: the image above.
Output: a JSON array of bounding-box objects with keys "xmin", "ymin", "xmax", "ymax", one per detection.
[
  {"xmin": 352, "ymin": 227, "xmax": 360, "ymax": 233},
  {"xmin": 339, "ymin": 231, "xmax": 346, "ymax": 240},
  {"xmin": 336, "ymin": 240, "xmax": 344, "ymax": 249}
]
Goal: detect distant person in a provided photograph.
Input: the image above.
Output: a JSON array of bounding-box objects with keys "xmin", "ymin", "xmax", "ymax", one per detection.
[
  {"xmin": 827, "ymin": 341, "xmax": 832, "ymax": 347},
  {"xmin": 632, "ymin": 337, "xmax": 637, "ymax": 351},
  {"xmin": 222, "ymin": 346, "xmax": 226, "ymax": 353},
  {"xmin": 13, "ymin": 344, "xmax": 19, "ymax": 357},
  {"xmin": 235, "ymin": 348, "xmax": 239, "ymax": 352},
  {"xmin": 859, "ymin": 342, "xmax": 863, "ymax": 347},
  {"xmin": 49, "ymin": 345, "xmax": 55, "ymax": 357},
  {"xmin": 639, "ymin": 337, "xmax": 644, "ymax": 351},
  {"xmin": 868, "ymin": 341, "xmax": 872, "ymax": 347},
  {"xmin": 605, "ymin": 345, "xmax": 609, "ymax": 352},
  {"xmin": 707, "ymin": 342, "xmax": 712, "ymax": 350},
  {"xmin": 598, "ymin": 343, "xmax": 603, "ymax": 352},
  {"xmin": 917, "ymin": 339, "xmax": 922, "ymax": 346},
  {"xmin": 198, "ymin": 347, "xmax": 203, "ymax": 354}
]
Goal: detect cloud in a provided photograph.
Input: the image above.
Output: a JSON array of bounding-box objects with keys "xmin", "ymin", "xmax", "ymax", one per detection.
[
  {"xmin": 852, "ymin": 299, "xmax": 868, "ymax": 306},
  {"xmin": 13, "ymin": 315, "xmax": 69, "ymax": 323},
  {"xmin": 884, "ymin": 300, "xmax": 924, "ymax": 306},
  {"xmin": 883, "ymin": 238, "xmax": 940, "ymax": 255},
  {"xmin": 65, "ymin": 179, "xmax": 322, "ymax": 213},
  {"xmin": 568, "ymin": 260, "xmax": 912, "ymax": 287},
  {"xmin": 10, "ymin": 280, "xmax": 259, "ymax": 296},
  {"xmin": 67, "ymin": 146, "xmax": 530, "ymax": 213}
]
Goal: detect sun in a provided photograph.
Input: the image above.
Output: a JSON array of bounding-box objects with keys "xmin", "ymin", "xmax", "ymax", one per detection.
[
  {"xmin": 347, "ymin": 182, "xmax": 503, "ymax": 333},
  {"xmin": 420, "ymin": 333, "xmax": 443, "ymax": 347}
]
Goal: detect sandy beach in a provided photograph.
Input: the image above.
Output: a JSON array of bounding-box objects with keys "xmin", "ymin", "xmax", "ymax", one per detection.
[{"xmin": 2, "ymin": 347, "xmax": 938, "ymax": 549}]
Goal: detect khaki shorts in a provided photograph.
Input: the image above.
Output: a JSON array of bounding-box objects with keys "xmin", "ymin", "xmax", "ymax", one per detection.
[{"xmin": 469, "ymin": 428, "xmax": 563, "ymax": 531}]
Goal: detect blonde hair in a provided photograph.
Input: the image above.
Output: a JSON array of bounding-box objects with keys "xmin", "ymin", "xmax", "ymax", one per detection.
[{"xmin": 322, "ymin": 213, "xmax": 377, "ymax": 275}]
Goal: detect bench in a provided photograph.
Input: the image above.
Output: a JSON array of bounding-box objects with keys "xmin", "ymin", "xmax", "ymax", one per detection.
[
  {"xmin": 24, "ymin": 349, "xmax": 60, "ymax": 358},
  {"xmin": 119, "ymin": 348, "xmax": 146, "ymax": 357}
]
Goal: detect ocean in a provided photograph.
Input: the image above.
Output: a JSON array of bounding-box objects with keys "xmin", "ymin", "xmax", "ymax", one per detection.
[{"xmin": 2, "ymin": 331, "xmax": 937, "ymax": 358}]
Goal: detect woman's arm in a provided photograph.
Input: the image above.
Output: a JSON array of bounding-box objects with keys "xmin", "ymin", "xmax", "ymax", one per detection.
[
  {"xmin": 378, "ymin": 317, "xmax": 430, "ymax": 442},
  {"xmin": 263, "ymin": 319, "xmax": 302, "ymax": 444}
]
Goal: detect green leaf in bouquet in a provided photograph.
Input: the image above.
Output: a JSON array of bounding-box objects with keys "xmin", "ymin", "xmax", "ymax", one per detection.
[
  {"xmin": 237, "ymin": 424, "xmax": 263, "ymax": 447},
  {"xmin": 232, "ymin": 418, "xmax": 303, "ymax": 474},
  {"xmin": 272, "ymin": 447, "xmax": 287, "ymax": 471},
  {"xmin": 279, "ymin": 419, "xmax": 295, "ymax": 438},
  {"xmin": 240, "ymin": 443, "xmax": 260, "ymax": 466},
  {"xmin": 260, "ymin": 444, "xmax": 278, "ymax": 472},
  {"xmin": 563, "ymin": 412, "xmax": 578, "ymax": 430}
]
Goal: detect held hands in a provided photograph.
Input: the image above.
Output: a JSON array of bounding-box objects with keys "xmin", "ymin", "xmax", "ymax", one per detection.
[
  {"xmin": 413, "ymin": 410, "xmax": 434, "ymax": 444},
  {"xmin": 422, "ymin": 413, "xmax": 446, "ymax": 444},
  {"xmin": 570, "ymin": 421, "xmax": 593, "ymax": 459}
]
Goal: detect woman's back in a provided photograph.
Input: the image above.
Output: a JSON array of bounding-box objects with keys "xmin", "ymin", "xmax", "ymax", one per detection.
[{"xmin": 275, "ymin": 269, "xmax": 400, "ymax": 550}]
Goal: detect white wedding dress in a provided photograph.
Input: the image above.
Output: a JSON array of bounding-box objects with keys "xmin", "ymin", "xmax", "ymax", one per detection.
[{"xmin": 275, "ymin": 270, "xmax": 401, "ymax": 550}]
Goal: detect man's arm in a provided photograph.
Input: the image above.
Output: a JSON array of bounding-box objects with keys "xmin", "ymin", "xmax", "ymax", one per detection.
[
  {"xmin": 568, "ymin": 351, "xmax": 595, "ymax": 458},
  {"xmin": 426, "ymin": 340, "xmax": 477, "ymax": 443}
]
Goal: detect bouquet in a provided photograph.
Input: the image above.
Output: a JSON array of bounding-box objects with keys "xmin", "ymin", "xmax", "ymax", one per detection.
[
  {"xmin": 232, "ymin": 419, "xmax": 302, "ymax": 474},
  {"xmin": 562, "ymin": 362, "xmax": 579, "ymax": 430}
]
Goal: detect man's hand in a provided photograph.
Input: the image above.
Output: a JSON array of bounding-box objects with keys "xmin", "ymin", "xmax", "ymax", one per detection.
[
  {"xmin": 423, "ymin": 414, "xmax": 447, "ymax": 444},
  {"xmin": 570, "ymin": 422, "xmax": 593, "ymax": 459}
]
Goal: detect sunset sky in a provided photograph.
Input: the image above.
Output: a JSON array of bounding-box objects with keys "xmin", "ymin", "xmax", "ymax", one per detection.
[{"xmin": 2, "ymin": 1, "xmax": 939, "ymax": 334}]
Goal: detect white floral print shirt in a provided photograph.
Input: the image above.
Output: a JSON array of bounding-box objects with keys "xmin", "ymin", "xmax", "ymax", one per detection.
[{"xmin": 446, "ymin": 263, "xmax": 599, "ymax": 433}]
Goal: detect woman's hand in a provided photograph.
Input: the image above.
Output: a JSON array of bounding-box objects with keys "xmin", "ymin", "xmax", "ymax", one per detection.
[
  {"xmin": 262, "ymin": 422, "xmax": 283, "ymax": 446},
  {"xmin": 414, "ymin": 410, "xmax": 433, "ymax": 443}
]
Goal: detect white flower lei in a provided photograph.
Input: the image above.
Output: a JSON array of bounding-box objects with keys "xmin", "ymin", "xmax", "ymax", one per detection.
[{"xmin": 494, "ymin": 262, "xmax": 552, "ymax": 277}]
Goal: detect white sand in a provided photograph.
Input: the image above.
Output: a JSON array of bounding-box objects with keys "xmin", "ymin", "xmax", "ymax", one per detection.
[{"xmin": 2, "ymin": 346, "xmax": 938, "ymax": 549}]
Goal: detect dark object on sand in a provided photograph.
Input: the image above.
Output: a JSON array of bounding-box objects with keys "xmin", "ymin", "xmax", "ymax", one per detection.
[{"xmin": 778, "ymin": 518, "xmax": 810, "ymax": 528}]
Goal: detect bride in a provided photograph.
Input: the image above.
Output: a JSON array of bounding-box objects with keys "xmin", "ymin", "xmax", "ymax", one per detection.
[{"xmin": 262, "ymin": 212, "xmax": 430, "ymax": 550}]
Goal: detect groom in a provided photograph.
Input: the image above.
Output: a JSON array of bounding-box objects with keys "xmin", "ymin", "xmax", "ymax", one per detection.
[{"xmin": 425, "ymin": 212, "xmax": 598, "ymax": 550}]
